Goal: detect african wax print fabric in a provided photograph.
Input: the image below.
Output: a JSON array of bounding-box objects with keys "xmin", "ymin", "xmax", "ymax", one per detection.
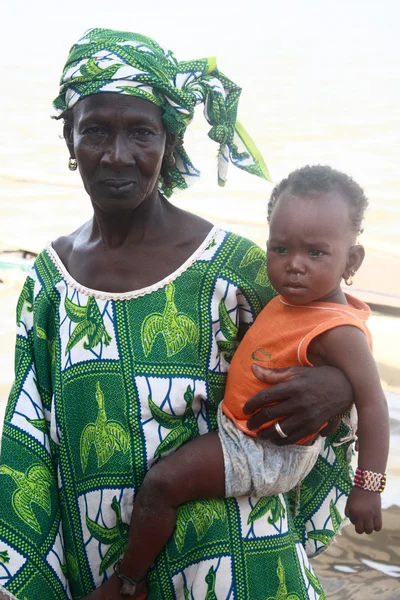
[
  {"xmin": 0, "ymin": 229, "xmax": 353, "ymax": 600},
  {"xmin": 53, "ymin": 27, "xmax": 270, "ymax": 196}
]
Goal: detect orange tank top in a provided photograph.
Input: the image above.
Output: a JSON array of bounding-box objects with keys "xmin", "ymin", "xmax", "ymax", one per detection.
[{"xmin": 222, "ymin": 293, "xmax": 371, "ymax": 442}]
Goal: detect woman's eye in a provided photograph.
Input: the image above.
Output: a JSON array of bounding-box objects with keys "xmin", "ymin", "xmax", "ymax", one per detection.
[
  {"xmin": 131, "ymin": 128, "xmax": 153, "ymax": 137},
  {"xmin": 309, "ymin": 249, "xmax": 324, "ymax": 257},
  {"xmin": 83, "ymin": 126, "xmax": 106, "ymax": 136}
]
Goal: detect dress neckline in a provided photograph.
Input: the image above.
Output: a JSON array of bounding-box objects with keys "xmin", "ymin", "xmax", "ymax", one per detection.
[
  {"xmin": 279, "ymin": 293, "xmax": 370, "ymax": 319},
  {"xmin": 46, "ymin": 226, "xmax": 221, "ymax": 301}
]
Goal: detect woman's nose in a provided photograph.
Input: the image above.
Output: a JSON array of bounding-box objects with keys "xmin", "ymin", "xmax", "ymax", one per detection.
[{"xmin": 102, "ymin": 134, "xmax": 135, "ymax": 168}]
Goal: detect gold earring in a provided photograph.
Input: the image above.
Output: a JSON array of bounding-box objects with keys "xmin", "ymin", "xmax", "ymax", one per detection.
[
  {"xmin": 344, "ymin": 270, "xmax": 356, "ymax": 286},
  {"xmin": 68, "ymin": 157, "xmax": 77, "ymax": 171}
]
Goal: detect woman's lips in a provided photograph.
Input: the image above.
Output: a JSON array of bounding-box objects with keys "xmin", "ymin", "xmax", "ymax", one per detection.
[{"xmin": 100, "ymin": 179, "xmax": 135, "ymax": 193}]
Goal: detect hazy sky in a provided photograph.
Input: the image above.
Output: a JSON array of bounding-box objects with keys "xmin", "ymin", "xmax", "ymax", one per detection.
[{"xmin": 2, "ymin": 0, "xmax": 399, "ymax": 73}]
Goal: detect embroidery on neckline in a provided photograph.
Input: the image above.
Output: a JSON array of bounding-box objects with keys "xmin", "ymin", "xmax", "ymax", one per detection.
[{"xmin": 46, "ymin": 226, "xmax": 222, "ymax": 301}]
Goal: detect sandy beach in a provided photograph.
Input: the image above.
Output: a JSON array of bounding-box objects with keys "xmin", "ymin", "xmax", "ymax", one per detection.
[{"xmin": 314, "ymin": 505, "xmax": 400, "ymax": 599}]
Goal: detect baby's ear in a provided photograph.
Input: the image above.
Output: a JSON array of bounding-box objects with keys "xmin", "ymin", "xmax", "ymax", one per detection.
[{"xmin": 343, "ymin": 244, "xmax": 365, "ymax": 281}]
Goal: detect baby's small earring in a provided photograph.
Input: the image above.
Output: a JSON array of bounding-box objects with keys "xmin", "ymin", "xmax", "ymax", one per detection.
[
  {"xmin": 344, "ymin": 270, "xmax": 356, "ymax": 286},
  {"xmin": 68, "ymin": 157, "xmax": 77, "ymax": 171}
]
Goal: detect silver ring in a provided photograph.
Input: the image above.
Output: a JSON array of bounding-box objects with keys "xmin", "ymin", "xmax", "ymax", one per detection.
[{"xmin": 274, "ymin": 422, "xmax": 288, "ymax": 439}]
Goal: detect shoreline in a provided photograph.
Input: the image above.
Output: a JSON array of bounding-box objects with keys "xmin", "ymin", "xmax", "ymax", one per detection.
[
  {"xmin": 314, "ymin": 505, "xmax": 400, "ymax": 598},
  {"xmin": 216, "ymin": 217, "xmax": 400, "ymax": 311}
]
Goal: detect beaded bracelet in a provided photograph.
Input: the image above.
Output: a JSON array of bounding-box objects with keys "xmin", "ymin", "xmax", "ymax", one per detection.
[
  {"xmin": 114, "ymin": 559, "xmax": 144, "ymax": 596},
  {"xmin": 353, "ymin": 467, "xmax": 387, "ymax": 493}
]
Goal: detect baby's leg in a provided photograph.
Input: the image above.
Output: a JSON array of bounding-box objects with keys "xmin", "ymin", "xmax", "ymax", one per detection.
[
  {"xmin": 218, "ymin": 406, "xmax": 323, "ymax": 498},
  {"xmin": 120, "ymin": 431, "xmax": 224, "ymax": 594}
]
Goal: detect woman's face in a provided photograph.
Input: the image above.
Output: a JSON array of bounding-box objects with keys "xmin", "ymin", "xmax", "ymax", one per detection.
[{"xmin": 65, "ymin": 93, "xmax": 167, "ymax": 213}]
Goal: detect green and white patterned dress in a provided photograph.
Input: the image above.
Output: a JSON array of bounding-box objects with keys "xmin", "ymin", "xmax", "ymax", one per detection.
[{"xmin": 0, "ymin": 228, "xmax": 352, "ymax": 600}]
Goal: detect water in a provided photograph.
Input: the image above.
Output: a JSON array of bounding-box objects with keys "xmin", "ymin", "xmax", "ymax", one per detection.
[{"xmin": 0, "ymin": 0, "xmax": 399, "ymax": 257}]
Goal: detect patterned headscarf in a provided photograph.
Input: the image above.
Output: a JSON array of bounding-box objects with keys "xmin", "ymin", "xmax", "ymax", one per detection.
[{"xmin": 53, "ymin": 27, "xmax": 270, "ymax": 197}]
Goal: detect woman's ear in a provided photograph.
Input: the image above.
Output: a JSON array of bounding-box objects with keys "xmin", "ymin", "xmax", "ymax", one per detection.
[
  {"xmin": 343, "ymin": 244, "xmax": 365, "ymax": 281},
  {"xmin": 63, "ymin": 121, "xmax": 75, "ymax": 158}
]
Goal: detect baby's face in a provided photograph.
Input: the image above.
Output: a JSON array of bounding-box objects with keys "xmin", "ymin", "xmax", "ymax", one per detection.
[{"xmin": 266, "ymin": 191, "xmax": 355, "ymax": 305}]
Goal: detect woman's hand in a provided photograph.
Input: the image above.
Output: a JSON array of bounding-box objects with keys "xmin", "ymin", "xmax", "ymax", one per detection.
[
  {"xmin": 82, "ymin": 573, "xmax": 148, "ymax": 600},
  {"xmin": 243, "ymin": 364, "xmax": 353, "ymax": 445},
  {"xmin": 82, "ymin": 574, "xmax": 121, "ymax": 600}
]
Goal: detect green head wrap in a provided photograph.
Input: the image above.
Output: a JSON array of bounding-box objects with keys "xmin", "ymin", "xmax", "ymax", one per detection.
[{"xmin": 53, "ymin": 27, "xmax": 270, "ymax": 197}]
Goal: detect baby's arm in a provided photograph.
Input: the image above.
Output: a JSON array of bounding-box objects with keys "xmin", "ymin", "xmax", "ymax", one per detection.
[{"xmin": 310, "ymin": 325, "xmax": 389, "ymax": 534}]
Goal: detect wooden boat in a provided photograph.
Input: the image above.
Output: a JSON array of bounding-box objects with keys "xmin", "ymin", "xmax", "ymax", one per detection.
[{"xmin": 0, "ymin": 242, "xmax": 37, "ymax": 286}]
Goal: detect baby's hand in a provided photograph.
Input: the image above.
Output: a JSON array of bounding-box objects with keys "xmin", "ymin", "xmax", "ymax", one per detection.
[{"xmin": 345, "ymin": 487, "xmax": 382, "ymax": 534}]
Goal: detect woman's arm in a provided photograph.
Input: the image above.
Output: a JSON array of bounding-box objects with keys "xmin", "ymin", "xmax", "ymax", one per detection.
[
  {"xmin": 0, "ymin": 276, "xmax": 71, "ymax": 600},
  {"xmin": 244, "ymin": 364, "xmax": 353, "ymax": 444}
]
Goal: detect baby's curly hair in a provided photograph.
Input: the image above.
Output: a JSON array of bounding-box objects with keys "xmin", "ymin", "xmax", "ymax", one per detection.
[{"xmin": 268, "ymin": 165, "xmax": 368, "ymax": 234}]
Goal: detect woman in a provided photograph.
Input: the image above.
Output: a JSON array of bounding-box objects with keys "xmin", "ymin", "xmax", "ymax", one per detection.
[{"xmin": 0, "ymin": 28, "xmax": 353, "ymax": 600}]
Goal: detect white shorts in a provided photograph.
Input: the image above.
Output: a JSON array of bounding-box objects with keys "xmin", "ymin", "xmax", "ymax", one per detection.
[{"xmin": 217, "ymin": 404, "xmax": 323, "ymax": 498}]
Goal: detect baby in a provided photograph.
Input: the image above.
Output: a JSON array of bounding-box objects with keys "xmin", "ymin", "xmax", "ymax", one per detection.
[{"xmin": 114, "ymin": 165, "xmax": 389, "ymax": 597}]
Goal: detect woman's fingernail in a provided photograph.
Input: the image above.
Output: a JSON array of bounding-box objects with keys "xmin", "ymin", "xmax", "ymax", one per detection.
[{"xmin": 253, "ymin": 364, "xmax": 271, "ymax": 371}]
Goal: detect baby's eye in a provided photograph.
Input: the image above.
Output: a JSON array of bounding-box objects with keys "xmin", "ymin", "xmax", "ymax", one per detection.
[
  {"xmin": 274, "ymin": 246, "xmax": 288, "ymax": 255},
  {"xmin": 309, "ymin": 249, "xmax": 325, "ymax": 257}
]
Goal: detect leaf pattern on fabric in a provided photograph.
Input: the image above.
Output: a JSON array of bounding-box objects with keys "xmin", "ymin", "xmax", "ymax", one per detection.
[
  {"xmin": 329, "ymin": 499, "xmax": 343, "ymax": 533},
  {"xmin": 16, "ymin": 276, "xmax": 35, "ymax": 325},
  {"xmin": 305, "ymin": 566, "xmax": 326, "ymax": 600},
  {"xmin": 205, "ymin": 566, "xmax": 218, "ymax": 600},
  {"xmin": 239, "ymin": 246, "xmax": 269, "ymax": 286},
  {"xmin": 0, "ymin": 464, "xmax": 52, "ymax": 534},
  {"xmin": 297, "ymin": 482, "xmax": 314, "ymax": 504},
  {"xmin": 149, "ymin": 385, "xmax": 199, "ymax": 459},
  {"xmin": 266, "ymin": 557, "xmax": 301, "ymax": 600},
  {"xmin": 86, "ymin": 496, "xmax": 129, "ymax": 575},
  {"xmin": 218, "ymin": 299, "xmax": 238, "ymax": 342},
  {"xmin": 174, "ymin": 500, "xmax": 226, "ymax": 553},
  {"xmin": 141, "ymin": 283, "xmax": 199, "ymax": 357},
  {"xmin": 61, "ymin": 551, "xmax": 79, "ymax": 582},
  {"xmin": 182, "ymin": 567, "xmax": 218, "ymax": 600},
  {"xmin": 65, "ymin": 296, "xmax": 112, "ymax": 353},
  {"xmin": 35, "ymin": 326, "xmax": 57, "ymax": 363},
  {"xmin": 247, "ymin": 496, "xmax": 286, "ymax": 525},
  {"xmin": 26, "ymin": 418, "xmax": 48, "ymax": 434},
  {"xmin": 0, "ymin": 550, "xmax": 10, "ymax": 564},
  {"xmin": 307, "ymin": 529, "xmax": 335, "ymax": 545},
  {"xmin": 80, "ymin": 382, "xmax": 130, "ymax": 472},
  {"xmin": 35, "ymin": 325, "xmax": 47, "ymax": 340},
  {"xmin": 308, "ymin": 499, "xmax": 343, "ymax": 545},
  {"xmin": 216, "ymin": 339, "xmax": 236, "ymax": 363}
]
